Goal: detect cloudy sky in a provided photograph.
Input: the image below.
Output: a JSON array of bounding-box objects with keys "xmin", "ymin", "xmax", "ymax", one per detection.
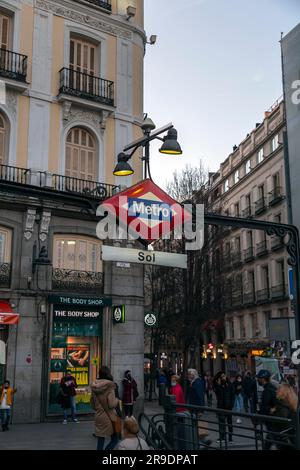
[{"xmin": 144, "ymin": 0, "xmax": 300, "ymax": 188}]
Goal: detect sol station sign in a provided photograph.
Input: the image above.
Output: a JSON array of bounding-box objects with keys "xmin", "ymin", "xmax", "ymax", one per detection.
[{"xmin": 101, "ymin": 178, "xmax": 191, "ymax": 244}]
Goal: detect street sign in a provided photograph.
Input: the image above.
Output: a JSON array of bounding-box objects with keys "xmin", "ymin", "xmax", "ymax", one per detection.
[
  {"xmin": 102, "ymin": 245, "xmax": 187, "ymax": 269},
  {"xmin": 113, "ymin": 305, "xmax": 126, "ymax": 324},
  {"xmin": 101, "ymin": 178, "xmax": 191, "ymax": 243}
]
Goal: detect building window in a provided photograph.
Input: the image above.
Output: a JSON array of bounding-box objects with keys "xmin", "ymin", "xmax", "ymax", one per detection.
[
  {"xmin": 0, "ymin": 112, "xmax": 8, "ymax": 165},
  {"xmin": 234, "ymin": 202, "xmax": 240, "ymax": 217},
  {"xmin": 70, "ymin": 35, "xmax": 97, "ymax": 77},
  {"xmin": 0, "ymin": 11, "xmax": 11, "ymax": 50},
  {"xmin": 0, "ymin": 227, "xmax": 11, "ymax": 263},
  {"xmin": 224, "ymin": 179, "xmax": 229, "ymax": 192},
  {"xmin": 271, "ymin": 134, "xmax": 279, "ymax": 152},
  {"xmin": 263, "ymin": 311, "xmax": 270, "ymax": 337},
  {"xmin": 245, "ymin": 159, "xmax": 251, "ymax": 174},
  {"xmin": 66, "ymin": 127, "xmax": 97, "ymax": 181},
  {"xmin": 228, "ymin": 318, "xmax": 234, "ymax": 339},
  {"xmin": 53, "ymin": 235, "xmax": 102, "ymax": 272},
  {"xmin": 239, "ymin": 316, "xmax": 246, "ymax": 338},
  {"xmin": 233, "ymin": 169, "xmax": 239, "ymax": 184},
  {"xmin": 251, "ymin": 313, "xmax": 258, "ymax": 338},
  {"xmin": 257, "ymin": 148, "xmax": 264, "ymax": 164}
]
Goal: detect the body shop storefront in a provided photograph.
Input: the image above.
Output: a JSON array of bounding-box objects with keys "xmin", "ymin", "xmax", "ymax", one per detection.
[{"xmin": 47, "ymin": 295, "xmax": 111, "ymax": 415}]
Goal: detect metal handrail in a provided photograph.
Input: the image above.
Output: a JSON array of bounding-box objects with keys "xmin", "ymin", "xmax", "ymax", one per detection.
[{"xmin": 0, "ymin": 47, "xmax": 28, "ymax": 82}]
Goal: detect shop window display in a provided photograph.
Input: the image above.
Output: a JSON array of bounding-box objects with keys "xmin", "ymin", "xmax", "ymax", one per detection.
[{"xmin": 48, "ymin": 315, "xmax": 102, "ymax": 414}]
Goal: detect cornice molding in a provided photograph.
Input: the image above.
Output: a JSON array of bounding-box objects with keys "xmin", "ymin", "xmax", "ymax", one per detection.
[{"xmin": 34, "ymin": 0, "xmax": 146, "ymax": 42}]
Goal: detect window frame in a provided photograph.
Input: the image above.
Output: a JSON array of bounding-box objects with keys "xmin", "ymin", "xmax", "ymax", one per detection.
[
  {"xmin": 0, "ymin": 226, "xmax": 12, "ymax": 263},
  {"xmin": 53, "ymin": 235, "xmax": 102, "ymax": 273}
]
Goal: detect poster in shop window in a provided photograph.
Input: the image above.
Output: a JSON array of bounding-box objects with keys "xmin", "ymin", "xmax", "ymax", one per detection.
[{"xmin": 66, "ymin": 344, "xmax": 90, "ymax": 386}]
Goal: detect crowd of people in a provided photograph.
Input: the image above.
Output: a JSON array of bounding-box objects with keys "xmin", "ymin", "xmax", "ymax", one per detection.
[{"xmin": 1, "ymin": 366, "xmax": 298, "ymax": 451}]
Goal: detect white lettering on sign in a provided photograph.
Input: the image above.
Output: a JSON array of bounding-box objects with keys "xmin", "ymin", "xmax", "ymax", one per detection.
[{"xmin": 102, "ymin": 246, "xmax": 187, "ymax": 269}]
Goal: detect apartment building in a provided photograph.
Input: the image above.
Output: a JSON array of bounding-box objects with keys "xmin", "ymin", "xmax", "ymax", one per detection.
[
  {"xmin": 205, "ymin": 98, "xmax": 294, "ymax": 375},
  {"xmin": 0, "ymin": 0, "xmax": 145, "ymax": 423}
]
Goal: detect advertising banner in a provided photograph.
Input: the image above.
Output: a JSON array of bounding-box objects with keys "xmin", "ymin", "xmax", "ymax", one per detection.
[{"xmin": 66, "ymin": 344, "xmax": 90, "ymax": 386}]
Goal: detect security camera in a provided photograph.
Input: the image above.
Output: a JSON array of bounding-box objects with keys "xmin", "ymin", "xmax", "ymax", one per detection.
[
  {"xmin": 149, "ymin": 35, "xmax": 157, "ymax": 45},
  {"xmin": 126, "ymin": 6, "xmax": 136, "ymax": 20}
]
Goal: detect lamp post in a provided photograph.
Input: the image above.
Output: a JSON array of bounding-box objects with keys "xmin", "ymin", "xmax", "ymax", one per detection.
[{"xmin": 113, "ymin": 117, "xmax": 182, "ymax": 179}]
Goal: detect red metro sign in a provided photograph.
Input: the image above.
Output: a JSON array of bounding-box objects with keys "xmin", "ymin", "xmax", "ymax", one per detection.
[{"xmin": 101, "ymin": 178, "xmax": 192, "ymax": 243}]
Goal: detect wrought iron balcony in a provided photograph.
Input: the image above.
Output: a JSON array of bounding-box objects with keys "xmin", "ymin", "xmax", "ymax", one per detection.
[
  {"xmin": 59, "ymin": 68, "xmax": 114, "ymax": 106},
  {"xmin": 254, "ymin": 197, "xmax": 266, "ymax": 215},
  {"xmin": 0, "ymin": 48, "xmax": 27, "ymax": 82},
  {"xmin": 270, "ymin": 236, "xmax": 285, "ymax": 251},
  {"xmin": 242, "ymin": 206, "xmax": 252, "ymax": 218},
  {"xmin": 232, "ymin": 251, "xmax": 242, "ymax": 266},
  {"xmin": 243, "ymin": 291, "xmax": 256, "ymax": 305},
  {"xmin": 269, "ymin": 186, "xmax": 284, "ymax": 206},
  {"xmin": 271, "ymin": 284, "xmax": 288, "ymax": 300},
  {"xmin": 0, "ymin": 262, "xmax": 11, "ymax": 288},
  {"xmin": 244, "ymin": 246, "xmax": 255, "ymax": 262},
  {"xmin": 81, "ymin": 0, "xmax": 112, "ymax": 11},
  {"xmin": 52, "ymin": 174, "xmax": 118, "ymax": 199},
  {"xmin": 232, "ymin": 290, "xmax": 243, "ymax": 307},
  {"xmin": 52, "ymin": 268, "xmax": 104, "ymax": 294},
  {"xmin": 256, "ymin": 288, "xmax": 270, "ymax": 304},
  {"xmin": 0, "ymin": 164, "xmax": 119, "ymax": 200},
  {"xmin": 256, "ymin": 240, "xmax": 268, "ymax": 257}
]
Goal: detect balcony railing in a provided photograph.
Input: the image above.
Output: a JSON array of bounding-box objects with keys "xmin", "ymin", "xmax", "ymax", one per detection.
[
  {"xmin": 83, "ymin": 0, "xmax": 112, "ymax": 11},
  {"xmin": 59, "ymin": 68, "xmax": 114, "ymax": 106},
  {"xmin": 244, "ymin": 246, "xmax": 255, "ymax": 262},
  {"xmin": 232, "ymin": 290, "xmax": 243, "ymax": 307},
  {"xmin": 242, "ymin": 206, "xmax": 252, "ymax": 218},
  {"xmin": 52, "ymin": 268, "xmax": 104, "ymax": 294},
  {"xmin": 243, "ymin": 291, "xmax": 256, "ymax": 305},
  {"xmin": 0, "ymin": 164, "xmax": 119, "ymax": 200},
  {"xmin": 0, "ymin": 164, "xmax": 30, "ymax": 184},
  {"xmin": 0, "ymin": 262, "xmax": 11, "ymax": 288},
  {"xmin": 52, "ymin": 174, "xmax": 118, "ymax": 199},
  {"xmin": 256, "ymin": 288, "xmax": 270, "ymax": 303},
  {"xmin": 271, "ymin": 284, "xmax": 288, "ymax": 300},
  {"xmin": 232, "ymin": 251, "xmax": 242, "ymax": 266},
  {"xmin": 254, "ymin": 197, "xmax": 266, "ymax": 215},
  {"xmin": 0, "ymin": 48, "xmax": 28, "ymax": 82},
  {"xmin": 256, "ymin": 240, "xmax": 268, "ymax": 257},
  {"xmin": 269, "ymin": 186, "xmax": 284, "ymax": 206},
  {"xmin": 270, "ymin": 236, "xmax": 285, "ymax": 251}
]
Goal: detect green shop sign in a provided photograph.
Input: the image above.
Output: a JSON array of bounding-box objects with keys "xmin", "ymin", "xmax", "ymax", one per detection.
[{"xmin": 48, "ymin": 295, "xmax": 112, "ymax": 308}]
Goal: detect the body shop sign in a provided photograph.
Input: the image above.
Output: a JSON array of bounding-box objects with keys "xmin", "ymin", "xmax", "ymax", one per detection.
[{"xmin": 53, "ymin": 308, "xmax": 101, "ymax": 321}]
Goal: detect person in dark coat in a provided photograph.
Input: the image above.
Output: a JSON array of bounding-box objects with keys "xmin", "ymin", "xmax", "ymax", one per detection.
[
  {"xmin": 213, "ymin": 371, "xmax": 235, "ymax": 443},
  {"xmin": 269, "ymin": 384, "xmax": 297, "ymax": 450},
  {"xmin": 243, "ymin": 371, "xmax": 258, "ymax": 414},
  {"xmin": 187, "ymin": 369, "xmax": 205, "ymax": 406},
  {"xmin": 256, "ymin": 369, "xmax": 277, "ymax": 450},
  {"xmin": 122, "ymin": 370, "xmax": 138, "ymax": 417}
]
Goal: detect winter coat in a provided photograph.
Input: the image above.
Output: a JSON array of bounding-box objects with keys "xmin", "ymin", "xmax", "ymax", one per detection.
[
  {"xmin": 187, "ymin": 377, "xmax": 205, "ymax": 406},
  {"xmin": 122, "ymin": 377, "xmax": 138, "ymax": 405},
  {"xmin": 259, "ymin": 382, "xmax": 277, "ymax": 416},
  {"xmin": 243, "ymin": 376, "xmax": 257, "ymax": 398},
  {"xmin": 170, "ymin": 383, "xmax": 186, "ymax": 412},
  {"xmin": 0, "ymin": 386, "xmax": 16, "ymax": 407},
  {"xmin": 116, "ymin": 436, "xmax": 150, "ymax": 450},
  {"xmin": 214, "ymin": 381, "xmax": 235, "ymax": 410},
  {"xmin": 233, "ymin": 380, "xmax": 243, "ymax": 396},
  {"xmin": 269, "ymin": 401, "xmax": 296, "ymax": 448},
  {"xmin": 90, "ymin": 379, "xmax": 119, "ymax": 437}
]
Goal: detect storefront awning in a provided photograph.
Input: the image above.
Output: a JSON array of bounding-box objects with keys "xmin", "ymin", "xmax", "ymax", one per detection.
[{"xmin": 0, "ymin": 301, "xmax": 19, "ymax": 325}]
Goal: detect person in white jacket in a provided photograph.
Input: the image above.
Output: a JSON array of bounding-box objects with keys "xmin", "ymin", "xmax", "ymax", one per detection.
[{"xmin": 116, "ymin": 416, "xmax": 149, "ymax": 450}]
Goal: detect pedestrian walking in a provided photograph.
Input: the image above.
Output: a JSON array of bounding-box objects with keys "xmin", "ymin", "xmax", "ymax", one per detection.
[
  {"xmin": 122, "ymin": 370, "xmax": 138, "ymax": 417},
  {"xmin": 204, "ymin": 372, "xmax": 213, "ymax": 407},
  {"xmin": 269, "ymin": 383, "xmax": 298, "ymax": 450},
  {"xmin": 59, "ymin": 371, "xmax": 78, "ymax": 424},
  {"xmin": 115, "ymin": 416, "xmax": 150, "ymax": 450},
  {"xmin": 187, "ymin": 369, "xmax": 205, "ymax": 406},
  {"xmin": 233, "ymin": 374, "xmax": 244, "ymax": 423},
  {"xmin": 213, "ymin": 371, "xmax": 235, "ymax": 444},
  {"xmin": 158, "ymin": 369, "xmax": 168, "ymax": 405},
  {"xmin": 170, "ymin": 374, "xmax": 186, "ymax": 412},
  {"xmin": 0, "ymin": 380, "xmax": 16, "ymax": 432},
  {"xmin": 243, "ymin": 371, "xmax": 258, "ymax": 414},
  {"xmin": 90, "ymin": 365, "xmax": 120, "ymax": 451},
  {"xmin": 256, "ymin": 369, "xmax": 277, "ymax": 450}
]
